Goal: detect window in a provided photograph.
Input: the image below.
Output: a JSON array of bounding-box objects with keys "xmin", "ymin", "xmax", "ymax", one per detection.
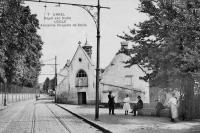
[
  {"xmin": 76, "ymin": 70, "xmax": 88, "ymax": 87},
  {"xmin": 79, "ymin": 58, "xmax": 82, "ymax": 62},
  {"xmin": 125, "ymin": 75, "xmax": 133, "ymax": 86},
  {"xmin": 76, "ymin": 70, "xmax": 87, "ymax": 77}
]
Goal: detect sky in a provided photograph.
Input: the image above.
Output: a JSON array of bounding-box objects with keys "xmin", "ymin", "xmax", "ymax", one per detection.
[{"xmin": 23, "ymin": 0, "xmax": 148, "ymax": 83}]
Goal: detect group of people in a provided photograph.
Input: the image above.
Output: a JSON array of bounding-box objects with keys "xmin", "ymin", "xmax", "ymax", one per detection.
[
  {"xmin": 108, "ymin": 91, "xmax": 179, "ymax": 122},
  {"xmin": 108, "ymin": 91, "xmax": 143, "ymax": 116},
  {"xmin": 155, "ymin": 93, "xmax": 179, "ymax": 122}
]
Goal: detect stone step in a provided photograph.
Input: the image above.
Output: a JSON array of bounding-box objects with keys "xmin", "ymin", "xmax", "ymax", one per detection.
[
  {"xmin": 143, "ymin": 102, "xmax": 157, "ymax": 108},
  {"xmin": 138, "ymin": 108, "xmax": 156, "ymax": 116},
  {"xmin": 138, "ymin": 108, "xmax": 171, "ymax": 118},
  {"xmin": 159, "ymin": 109, "xmax": 171, "ymax": 117}
]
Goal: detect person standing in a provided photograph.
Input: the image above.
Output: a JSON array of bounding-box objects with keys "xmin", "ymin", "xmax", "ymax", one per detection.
[
  {"xmin": 108, "ymin": 91, "xmax": 115, "ymax": 115},
  {"xmin": 130, "ymin": 96, "xmax": 143, "ymax": 116},
  {"xmin": 168, "ymin": 93, "xmax": 178, "ymax": 122},
  {"xmin": 123, "ymin": 94, "xmax": 131, "ymax": 115},
  {"xmin": 155, "ymin": 99, "xmax": 165, "ymax": 117}
]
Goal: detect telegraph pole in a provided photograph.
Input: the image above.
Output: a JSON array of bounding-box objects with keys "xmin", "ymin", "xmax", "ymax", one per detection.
[
  {"xmin": 24, "ymin": 0, "xmax": 110, "ymax": 120},
  {"xmin": 55, "ymin": 56, "xmax": 57, "ymax": 102},
  {"xmin": 55, "ymin": 56, "xmax": 57, "ymax": 87},
  {"xmin": 95, "ymin": 0, "xmax": 100, "ymax": 120},
  {"xmin": 40, "ymin": 56, "xmax": 58, "ymax": 101}
]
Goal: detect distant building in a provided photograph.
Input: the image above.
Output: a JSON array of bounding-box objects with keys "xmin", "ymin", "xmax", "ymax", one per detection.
[
  {"xmin": 56, "ymin": 40, "xmax": 96, "ymax": 104},
  {"xmin": 100, "ymin": 42, "xmax": 150, "ymax": 104}
]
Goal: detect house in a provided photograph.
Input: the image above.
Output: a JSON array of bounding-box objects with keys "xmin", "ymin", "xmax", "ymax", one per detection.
[
  {"xmin": 56, "ymin": 41, "xmax": 151, "ymax": 106},
  {"xmin": 100, "ymin": 42, "xmax": 150, "ymax": 105},
  {"xmin": 56, "ymin": 40, "xmax": 96, "ymax": 104}
]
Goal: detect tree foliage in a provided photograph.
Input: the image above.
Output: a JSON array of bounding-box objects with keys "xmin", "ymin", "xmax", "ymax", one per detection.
[
  {"xmin": 118, "ymin": 0, "xmax": 200, "ymax": 120},
  {"xmin": 43, "ymin": 77, "xmax": 50, "ymax": 92},
  {"xmin": 42, "ymin": 77, "xmax": 56, "ymax": 92},
  {"xmin": 118, "ymin": 0, "xmax": 200, "ymax": 87},
  {"xmin": 0, "ymin": 0, "xmax": 43, "ymax": 87},
  {"xmin": 50, "ymin": 77, "xmax": 56, "ymax": 91}
]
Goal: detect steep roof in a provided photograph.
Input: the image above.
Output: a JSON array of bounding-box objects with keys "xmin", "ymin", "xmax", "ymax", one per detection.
[
  {"xmin": 100, "ymin": 53, "xmax": 150, "ymax": 89},
  {"xmin": 58, "ymin": 44, "xmax": 95, "ymax": 86},
  {"xmin": 64, "ymin": 45, "xmax": 94, "ymax": 69},
  {"xmin": 102, "ymin": 53, "xmax": 149, "ymax": 77}
]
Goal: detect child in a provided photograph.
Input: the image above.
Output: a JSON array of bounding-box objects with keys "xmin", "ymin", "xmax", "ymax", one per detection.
[{"xmin": 123, "ymin": 94, "xmax": 131, "ymax": 115}]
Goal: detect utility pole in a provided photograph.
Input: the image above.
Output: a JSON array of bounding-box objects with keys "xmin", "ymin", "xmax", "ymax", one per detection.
[
  {"xmin": 24, "ymin": 0, "xmax": 110, "ymax": 120},
  {"xmin": 40, "ymin": 56, "xmax": 58, "ymax": 101},
  {"xmin": 55, "ymin": 56, "xmax": 57, "ymax": 87},
  {"xmin": 55, "ymin": 56, "xmax": 57, "ymax": 102},
  {"xmin": 95, "ymin": 0, "xmax": 100, "ymax": 120}
]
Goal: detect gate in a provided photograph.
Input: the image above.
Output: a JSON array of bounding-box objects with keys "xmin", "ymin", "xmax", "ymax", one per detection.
[
  {"xmin": 179, "ymin": 74, "xmax": 200, "ymax": 120},
  {"xmin": 194, "ymin": 94, "xmax": 200, "ymax": 118}
]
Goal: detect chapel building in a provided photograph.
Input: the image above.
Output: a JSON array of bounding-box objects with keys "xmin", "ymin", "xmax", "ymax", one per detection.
[{"xmin": 56, "ymin": 40, "xmax": 96, "ymax": 104}]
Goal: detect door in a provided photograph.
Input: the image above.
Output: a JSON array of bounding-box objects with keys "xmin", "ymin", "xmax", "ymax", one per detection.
[{"xmin": 78, "ymin": 92, "xmax": 87, "ymax": 104}]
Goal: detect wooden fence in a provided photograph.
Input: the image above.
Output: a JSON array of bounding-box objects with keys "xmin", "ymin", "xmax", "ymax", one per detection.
[{"xmin": 194, "ymin": 94, "xmax": 200, "ymax": 118}]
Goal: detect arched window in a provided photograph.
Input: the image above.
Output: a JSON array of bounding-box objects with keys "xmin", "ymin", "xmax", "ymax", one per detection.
[
  {"xmin": 76, "ymin": 70, "xmax": 87, "ymax": 77},
  {"xmin": 76, "ymin": 70, "xmax": 88, "ymax": 87}
]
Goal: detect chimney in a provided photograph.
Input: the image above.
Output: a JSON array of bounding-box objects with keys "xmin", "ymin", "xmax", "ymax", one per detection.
[
  {"xmin": 121, "ymin": 41, "xmax": 128, "ymax": 50},
  {"xmin": 82, "ymin": 39, "xmax": 92, "ymax": 58}
]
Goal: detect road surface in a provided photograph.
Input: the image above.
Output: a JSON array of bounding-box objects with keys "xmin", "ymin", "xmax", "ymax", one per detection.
[{"xmin": 0, "ymin": 97, "xmax": 102, "ymax": 133}]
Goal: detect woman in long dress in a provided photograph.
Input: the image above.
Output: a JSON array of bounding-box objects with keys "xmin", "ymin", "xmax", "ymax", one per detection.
[
  {"xmin": 123, "ymin": 94, "xmax": 131, "ymax": 115},
  {"xmin": 168, "ymin": 93, "xmax": 178, "ymax": 122}
]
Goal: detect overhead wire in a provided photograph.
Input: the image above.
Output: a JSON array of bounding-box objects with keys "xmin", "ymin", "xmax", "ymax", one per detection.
[{"xmin": 41, "ymin": 58, "xmax": 55, "ymax": 63}]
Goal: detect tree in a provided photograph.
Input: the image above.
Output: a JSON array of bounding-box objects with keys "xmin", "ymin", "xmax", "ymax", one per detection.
[
  {"xmin": 118, "ymin": 0, "xmax": 200, "ymax": 120},
  {"xmin": 43, "ymin": 77, "xmax": 50, "ymax": 92},
  {"xmin": 0, "ymin": 0, "xmax": 43, "ymax": 87},
  {"xmin": 50, "ymin": 77, "xmax": 56, "ymax": 91}
]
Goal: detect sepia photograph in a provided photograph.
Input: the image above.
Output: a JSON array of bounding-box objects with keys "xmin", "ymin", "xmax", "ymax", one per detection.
[{"xmin": 0, "ymin": 0, "xmax": 200, "ymax": 133}]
